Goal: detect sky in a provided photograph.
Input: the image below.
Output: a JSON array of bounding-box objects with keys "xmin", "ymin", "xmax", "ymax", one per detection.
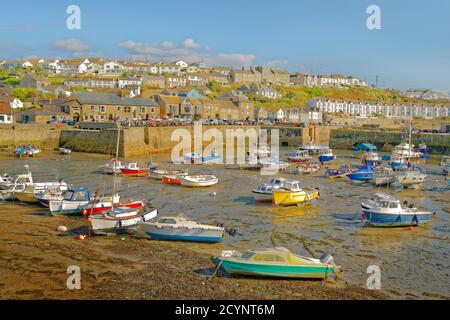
[{"xmin": 0, "ymin": 0, "xmax": 449, "ymax": 92}]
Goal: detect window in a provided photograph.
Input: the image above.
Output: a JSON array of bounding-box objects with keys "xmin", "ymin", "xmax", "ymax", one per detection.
[
  {"xmin": 124, "ymin": 107, "xmax": 131, "ymax": 113},
  {"xmin": 150, "ymin": 108, "xmax": 155, "ymax": 113},
  {"xmin": 100, "ymin": 105, "xmax": 106, "ymax": 113},
  {"xmin": 117, "ymin": 107, "xmax": 121, "ymax": 112},
  {"xmin": 90, "ymin": 105, "xmax": 95, "ymax": 111},
  {"xmin": 140, "ymin": 107, "xmax": 146, "ymax": 113}
]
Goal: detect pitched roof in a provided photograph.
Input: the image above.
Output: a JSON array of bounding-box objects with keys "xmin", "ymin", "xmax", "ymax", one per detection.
[
  {"xmin": 69, "ymin": 92, "xmax": 158, "ymax": 107},
  {"xmin": 0, "ymin": 100, "xmax": 12, "ymax": 114},
  {"xmin": 156, "ymin": 95, "xmax": 180, "ymax": 104}
]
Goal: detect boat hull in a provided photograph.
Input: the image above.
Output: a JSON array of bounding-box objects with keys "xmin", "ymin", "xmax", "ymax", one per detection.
[
  {"xmin": 219, "ymin": 260, "xmax": 331, "ymax": 279},
  {"xmin": 15, "ymin": 192, "xmax": 40, "ymax": 204},
  {"xmin": 347, "ymin": 172, "xmax": 373, "ymax": 181},
  {"xmin": 82, "ymin": 201, "xmax": 143, "ymax": 215},
  {"xmin": 49, "ymin": 200, "xmax": 90, "ymax": 216},
  {"xmin": 272, "ymin": 189, "xmax": 319, "ymax": 207},
  {"xmin": 120, "ymin": 169, "xmax": 149, "ymax": 177},
  {"xmin": 362, "ymin": 210, "xmax": 432, "ymax": 227},
  {"xmin": 142, "ymin": 225, "xmax": 224, "ymax": 243},
  {"xmin": 162, "ymin": 176, "xmax": 182, "ymax": 185},
  {"xmin": 319, "ymin": 155, "xmax": 335, "ymax": 163},
  {"xmin": 91, "ymin": 209, "xmax": 158, "ymax": 235},
  {"xmin": 252, "ymin": 191, "xmax": 272, "ymax": 203}
]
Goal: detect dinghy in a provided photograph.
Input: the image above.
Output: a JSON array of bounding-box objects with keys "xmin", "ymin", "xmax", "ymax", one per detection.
[
  {"xmin": 80, "ymin": 195, "xmax": 144, "ymax": 215},
  {"xmin": 272, "ymin": 180, "xmax": 320, "ymax": 207},
  {"xmin": 361, "ymin": 193, "xmax": 433, "ymax": 227},
  {"xmin": 162, "ymin": 175, "xmax": 183, "ymax": 185},
  {"xmin": 215, "ymin": 247, "xmax": 340, "ymax": 279},
  {"xmin": 90, "ymin": 205, "xmax": 158, "ymax": 235},
  {"xmin": 59, "ymin": 147, "xmax": 72, "ymax": 155},
  {"xmin": 296, "ymin": 162, "xmax": 321, "ymax": 174},
  {"xmin": 148, "ymin": 169, "xmax": 188, "ymax": 180},
  {"xmin": 180, "ymin": 175, "xmax": 218, "ymax": 187},
  {"xmin": 325, "ymin": 166, "xmax": 352, "ymax": 179},
  {"xmin": 140, "ymin": 216, "xmax": 224, "ymax": 243}
]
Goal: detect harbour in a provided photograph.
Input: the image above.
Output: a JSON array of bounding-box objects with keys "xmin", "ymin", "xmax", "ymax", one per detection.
[{"xmin": 0, "ymin": 149, "xmax": 448, "ymax": 299}]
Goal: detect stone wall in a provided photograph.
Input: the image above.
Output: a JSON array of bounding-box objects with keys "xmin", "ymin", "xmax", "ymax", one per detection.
[{"xmin": 0, "ymin": 124, "xmax": 63, "ymax": 150}]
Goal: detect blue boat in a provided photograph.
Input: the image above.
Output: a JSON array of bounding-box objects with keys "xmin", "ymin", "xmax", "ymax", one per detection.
[
  {"xmin": 202, "ymin": 149, "xmax": 220, "ymax": 164},
  {"xmin": 318, "ymin": 148, "xmax": 335, "ymax": 164},
  {"xmin": 419, "ymin": 143, "xmax": 431, "ymax": 159},
  {"xmin": 361, "ymin": 193, "xmax": 433, "ymax": 227},
  {"xmin": 346, "ymin": 165, "xmax": 374, "ymax": 181},
  {"xmin": 353, "ymin": 143, "xmax": 377, "ymax": 152}
]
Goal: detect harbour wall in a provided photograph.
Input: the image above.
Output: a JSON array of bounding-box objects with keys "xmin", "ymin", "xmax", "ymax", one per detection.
[
  {"xmin": 0, "ymin": 124, "xmax": 64, "ymax": 150},
  {"xmin": 330, "ymin": 129, "xmax": 450, "ymax": 154}
]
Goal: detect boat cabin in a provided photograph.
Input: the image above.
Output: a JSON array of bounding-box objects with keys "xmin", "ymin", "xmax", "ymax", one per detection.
[
  {"xmin": 269, "ymin": 177, "xmax": 287, "ymax": 187},
  {"xmin": 280, "ymin": 180, "xmax": 302, "ymax": 191},
  {"xmin": 369, "ymin": 193, "xmax": 402, "ymax": 210},
  {"xmin": 63, "ymin": 188, "xmax": 90, "ymax": 202},
  {"xmin": 125, "ymin": 163, "xmax": 140, "ymax": 170}
]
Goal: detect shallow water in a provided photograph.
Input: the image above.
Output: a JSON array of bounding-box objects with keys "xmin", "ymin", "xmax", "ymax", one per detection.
[{"xmin": 0, "ymin": 149, "xmax": 449, "ymax": 299}]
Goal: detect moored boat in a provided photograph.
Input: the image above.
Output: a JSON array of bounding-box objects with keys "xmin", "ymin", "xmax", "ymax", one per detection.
[
  {"xmin": 162, "ymin": 175, "xmax": 183, "ymax": 185},
  {"xmin": 15, "ymin": 180, "xmax": 70, "ymax": 204},
  {"xmin": 298, "ymin": 142, "xmax": 325, "ymax": 155},
  {"xmin": 393, "ymin": 166, "xmax": 426, "ymax": 188},
  {"xmin": 99, "ymin": 158, "xmax": 125, "ymax": 174},
  {"xmin": 59, "ymin": 147, "xmax": 72, "ymax": 155},
  {"xmin": 272, "ymin": 180, "xmax": 320, "ymax": 207},
  {"xmin": 252, "ymin": 177, "xmax": 287, "ymax": 203},
  {"xmin": 325, "ymin": 166, "xmax": 352, "ymax": 179},
  {"xmin": 180, "ymin": 175, "xmax": 219, "ymax": 187},
  {"xmin": 215, "ymin": 247, "xmax": 340, "ymax": 279},
  {"xmin": 361, "ymin": 193, "xmax": 433, "ymax": 227},
  {"xmin": 318, "ymin": 148, "xmax": 336, "ymax": 164},
  {"xmin": 296, "ymin": 162, "xmax": 321, "ymax": 174},
  {"xmin": 90, "ymin": 205, "xmax": 158, "ymax": 235},
  {"xmin": 148, "ymin": 169, "xmax": 188, "ymax": 180},
  {"xmin": 49, "ymin": 188, "xmax": 91, "ymax": 216},
  {"xmin": 287, "ymin": 150, "xmax": 310, "ymax": 163},
  {"xmin": 120, "ymin": 163, "xmax": 149, "ymax": 177},
  {"xmin": 139, "ymin": 216, "xmax": 224, "ymax": 243},
  {"xmin": 441, "ymin": 156, "xmax": 450, "ymax": 174},
  {"xmin": 371, "ymin": 166, "xmax": 395, "ymax": 186},
  {"xmin": 183, "ymin": 152, "xmax": 203, "ymax": 164},
  {"xmin": 239, "ymin": 153, "xmax": 261, "ymax": 170},
  {"xmin": 346, "ymin": 165, "xmax": 374, "ymax": 182},
  {"xmin": 362, "ymin": 151, "xmax": 382, "ymax": 166}
]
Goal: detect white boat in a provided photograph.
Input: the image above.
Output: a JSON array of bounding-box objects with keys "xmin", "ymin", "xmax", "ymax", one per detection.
[
  {"xmin": 180, "ymin": 175, "xmax": 218, "ymax": 187},
  {"xmin": 49, "ymin": 188, "xmax": 91, "ymax": 216},
  {"xmin": 371, "ymin": 166, "xmax": 395, "ymax": 186},
  {"xmin": 298, "ymin": 142, "xmax": 325, "ymax": 155},
  {"xmin": 0, "ymin": 166, "xmax": 35, "ymax": 200},
  {"xmin": 362, "ymin": 151, "xmax": 382, "ymax": 166},
  {"xmin": 392, "ymin": 143, "xmax": 422, "ymax": 159},
  {"xmin": 148, "ymin": 169, "xmax": 188, "ymax": 180},
  {"xmin": 99, "ymin": 158, "xmax": 125, "ymax": 174},
  {"xmin": 393, "ymin": 167, "xmax": 426, "ymax": 188},
  {"xmin": 441, "ymin": 156, "xmax": 450, "ymax": 174},
  {"xmin": 59, "ymin": 147, "xmax": 72, "ymax": 154},
  {"xmin": 15, "ymin": 180, "xmax": 70, "ymax": 204},
  {"xmin": 0, "ymin": 184, "xmax": 27, "ymax": 201},
  {"xmin": 252, "ymin": 177, "xmax": 287, "ymax": 203},
  {"xmin": 260, "ymin": 156, "xmax": 291, "ymax": 172},
  {"xmin": 35, "ymin": 188, "xmax": 66, "ymax": 207},
  {"xmin": 239, "ymin": 153, "xmax": 261, "ymax": 170},
  {"xmin": 139, "ymin": 216, "xmax": 224, "ymax": 243},
  {"xmin": 361, "ymin": 193, "xmax": 433, "ymax": 227},
  {"xmin": 90, "ymin": 205, "xmax": 158, "ymax": 235}
]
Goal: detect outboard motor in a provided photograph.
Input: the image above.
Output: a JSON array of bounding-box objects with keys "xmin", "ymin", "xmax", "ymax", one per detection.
[
  {"xmin": 225, "ymin": 228, "xmax": 237, "ymax": 236},
  {"xmin": 320, "ymin": 254, "xmax": 342, "ymax": 273}
]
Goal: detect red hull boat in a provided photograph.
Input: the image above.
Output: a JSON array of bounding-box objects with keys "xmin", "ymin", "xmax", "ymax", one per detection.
[
  {"xmin": 82, "ymin": 200, "xmax": 144, "ymax": 216},
  {"xmin": 162, "ymin": 175, "xmax": 182, "ymax": 185}
]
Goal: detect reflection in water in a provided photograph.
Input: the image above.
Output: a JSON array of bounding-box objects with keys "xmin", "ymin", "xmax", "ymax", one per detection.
[{"xmin": 0, "ymin": 149, "xmax": 448, "ymax": 299}]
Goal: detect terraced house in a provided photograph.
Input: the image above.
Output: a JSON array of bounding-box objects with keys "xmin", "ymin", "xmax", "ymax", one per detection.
[
  {"xmin": 155, "ymin": 95, "xmax": 203, "ymax": 121},
  {"xmin": 59, "ymin": 92, "xmax": 159, "ymax": 122}
]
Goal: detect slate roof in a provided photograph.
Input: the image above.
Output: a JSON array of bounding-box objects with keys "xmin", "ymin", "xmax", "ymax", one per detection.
[{"xmin": 69, "ymin": 92, "xmax": 158, "ymax": 107}]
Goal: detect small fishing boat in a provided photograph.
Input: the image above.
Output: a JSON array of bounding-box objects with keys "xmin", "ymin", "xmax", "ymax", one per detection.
[
  {"xmin": 325, "ymin": 166, "xmax": 352, "ymax": 179},
  {"xmin": 296, "ymin": 162, "xmax": 321, "ymax": 174},
  {"xmin": 392, "ymin": 143, "xmax": 422, "ymax": 159},
  {"xmin": 0, "ymin": 184, "xmax": 26, "ymax": 201},
  {"xmin": 239, "ymin": 153, "xmax": 261, "ymax": 170},
  {"xmin": 14, "ymin": 145, "xmax": 41, "ymax": 158},
  {"xmin": 162, "ymin": 175, "xmax": 183, "ymax": 185},
  {"xmin": 90, "ymin": 205, "xmax": 158, "ymax": 235},
  {"xmin": 59, "ymin": 147, "xmax": 72, "ymax": 155},
  {"xmin": 441, "ymin": 156, "xmax": 450, "ymax": 174},
  {"xmin": 140, "ymin": 216, "xmax": 224, "ymax": 243},
  {"xmin": 318, "ymin": 148, "xmax": 336, "ymax": 164},
  {"xmin": 252, "ymin": 177, "xmax": 287, "ymax": 203},
  {"xmin": 260, "ymin": 156, "xmax": 291, "ymax": 172},
  {"xmin": 148, "ymin": 168, "xmax": 188, "ymax": 180},
  {"xmin": 371, "ymin": 166, "xmax": 395, "ymax": 186},
  {"xmin": 35, "ymin": 188, "xmax": 66, "ymax": 207},
  {"xmin": 215, "ymin": 247, "xmax": 340, "ymax": 279},
  {"xmin": 418, "ymin": 143, "xmax": 431, "ymax": 159},
  {"xmin": 180, "ymin": 175, "xmax": 219, "ymax": 187},
  {"xmin": 183, "ymin": 152, "xmax": 203, "ymax": 164},
  {"xmin": 15, "ymin": 180, "xmax": 70, "ymax": 204},
  {"xmin": 361, "ymin": 193, "xmax": 433, "ymax": 227},
  {"xmin": 0, "ymin": 166, "xmax": 35, "ymax": 200},
  {"xmin": 272, "ymin": 180, "xmax": 320, "ymax": 207},
  {"xmin": 298, "ymin": 142, "xmax": 325, "ymax": 155},
  {"xmin": 99, "ymin": 158, "xmax": 125, "ymax": 174},
  {"xmin": 0, "ymin": 174, "xmax": 13, "ymax": 185},
  {"xmin": 80, "ymin": 195, "xmax": 144, "ymax": 216},
  {"xmin": 287, "ymin": 150, "xmax": 310, "ymax": 163},
  {"xmin": 390, "ymin": 155, "xmax": 408, "ymax": 170},
  {"xmin": 362, "ymin": 151, "xmax": 382, "ymax": 166},
  {"xmin": 120, "ymin": 163, "xmax": 149, "ymax": 177},
  {"xmin": 393, "ymin": 166, "xmax": 426, "ymax": 188},
  {"xmin": 49, "ymin": 188, "xmax": 91, "ymax": 216},
  {"xmin": 346, "ymin": 165, "xmax": 374, "ymax": 182}
]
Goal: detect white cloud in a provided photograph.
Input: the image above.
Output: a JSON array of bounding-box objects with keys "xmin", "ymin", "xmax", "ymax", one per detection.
[
  {"xmin": 267, "ymin": 59, "xmax": 289, "ymax": 67},
  {"xmin": 52, "ymin": 38, "xmax": 89, "ymax": 55},
  {"xmin": 118, "ymin": 38, "xmax": 255, "ymax": 67}
]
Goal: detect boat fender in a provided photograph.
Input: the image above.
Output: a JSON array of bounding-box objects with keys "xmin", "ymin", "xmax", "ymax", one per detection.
[{"xmin": 57, "ymin": 226, "xmax": 67, "ymax": 232}]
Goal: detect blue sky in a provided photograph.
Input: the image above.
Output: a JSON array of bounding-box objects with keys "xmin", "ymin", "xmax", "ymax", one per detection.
[{"xmin": 0, "ymin": 0, "xmax": 449, "ymax": 92}]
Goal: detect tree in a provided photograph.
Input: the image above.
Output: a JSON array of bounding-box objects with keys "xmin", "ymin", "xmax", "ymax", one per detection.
[{"xmin": 12, "ymin": 88, "xmax": 36, "ymax": 101}]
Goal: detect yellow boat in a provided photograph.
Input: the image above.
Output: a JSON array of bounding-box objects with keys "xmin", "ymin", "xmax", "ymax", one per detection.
[{"xmin": 272, "ymin": 180, "xmax": 320, "ymax": 207}]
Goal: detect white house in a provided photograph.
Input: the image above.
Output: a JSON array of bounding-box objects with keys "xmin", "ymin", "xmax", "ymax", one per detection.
[
  {"xmin": 276, "ymin": 109, "xmax": 285, "ymax": 121},
  {"xmin": 0, "ymin": 101, "xmax": 13, "ymax": 124},
  {"xmin": 22, "ymin": 61, "xmax": 34, "ymax": 68},
  {"xmin": 102, "ymin": 61, "xmax": 125, "ymax": 74},
  {"xmin": 174, "ymin": 60, "xmax": 188, "ymax": 68},
  {"xmin": 9, "ymin": 97, "xmax": 24, "ymax": 109}
]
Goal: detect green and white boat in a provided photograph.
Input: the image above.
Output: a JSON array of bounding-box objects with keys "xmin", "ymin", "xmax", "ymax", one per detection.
[{"xmin": 215, "ymin": 247, "xmax": 340, "ymax": 279}]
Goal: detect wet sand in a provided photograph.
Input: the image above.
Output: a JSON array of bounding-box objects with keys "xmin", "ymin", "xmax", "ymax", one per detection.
[{"xmin": 0, "ymin": 150, "xmax": 448, "ymax": 300}]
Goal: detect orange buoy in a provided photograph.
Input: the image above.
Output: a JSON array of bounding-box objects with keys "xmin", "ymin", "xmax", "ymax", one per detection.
[
  {"xmin": 77, "ymin": 234, "xmax": 86, "ymax": 240},
  {"xmin": 407, "ymin": 226, "xmax": 414, "ymax": 231}
]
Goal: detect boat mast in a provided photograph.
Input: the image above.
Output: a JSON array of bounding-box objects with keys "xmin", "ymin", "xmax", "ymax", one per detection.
[{"xmin": 112, "ymin": 121, "xmax": 120, "ymax": 197}]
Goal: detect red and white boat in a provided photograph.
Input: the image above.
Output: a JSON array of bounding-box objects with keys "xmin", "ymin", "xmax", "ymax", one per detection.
[
  {"xmin": 287, "ymin": 150, "xmax": 311, "ymax": 163},
  {"xmin": 99, "ymin": 158, "xmax": 125, "ymax": 174},
  {"xmin": 120, "ymin": 163, "xmax": 149, "ymax": 177},
  {"xmin": 81, "ymin": 194, "xmax": 144, "ymax": 216},
  {"xmin": 162, "ymin": 175, "xmax": 183, "ymax": 185},
  {"xmin": 296, "ymin": 162, "xmax": 321, "ymax": 174}
]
